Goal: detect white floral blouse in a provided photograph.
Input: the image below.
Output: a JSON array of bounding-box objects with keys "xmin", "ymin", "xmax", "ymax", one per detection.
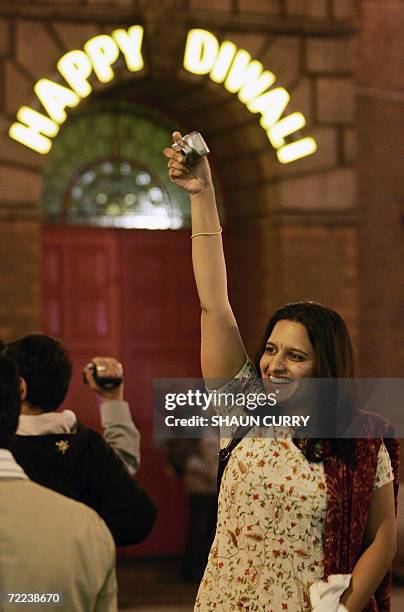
[{"xmin": 195, "ymin": 360, "xmax": 393, "ymax": 612}]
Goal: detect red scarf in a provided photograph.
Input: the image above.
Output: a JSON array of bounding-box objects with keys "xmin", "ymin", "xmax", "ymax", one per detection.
[{"xmin": 323, "ymin": 413, "xmax": 400, "ymax": 611}]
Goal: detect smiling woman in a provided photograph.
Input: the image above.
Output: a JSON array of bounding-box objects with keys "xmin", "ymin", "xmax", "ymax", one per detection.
[
  {"xmin": 163, "ymin": 132, "xmax": 399, "ymax": 612},
  {"xmin": 259, "ymin": 319, "xmax": 316, "ymax": 379},
  {"xmin": 253, "ymin": 302, "xmax": 359, "ymax": 452}
]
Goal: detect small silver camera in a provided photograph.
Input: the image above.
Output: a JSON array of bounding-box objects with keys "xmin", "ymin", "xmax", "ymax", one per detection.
[{"xmin": 172, "ymin": 131, "xmax": 210, "ymax": 166}]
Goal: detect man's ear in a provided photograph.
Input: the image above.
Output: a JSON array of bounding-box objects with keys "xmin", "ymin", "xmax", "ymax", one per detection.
[{"xmin": 19, "ymin": 377, "xmax": 28, "ymax": 401}]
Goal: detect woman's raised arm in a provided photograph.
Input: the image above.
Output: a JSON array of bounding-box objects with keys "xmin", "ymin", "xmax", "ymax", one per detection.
[{"xmin": 163, "ymin": 132, "xmax": 247, "ymax": 382}]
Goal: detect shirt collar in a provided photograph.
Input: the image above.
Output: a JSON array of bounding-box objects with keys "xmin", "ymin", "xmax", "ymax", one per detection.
[
  {"xmin": 17, "ymin": 409, "xmax": 77, "ymax": 436},
  {"xmin": 0, "ymin": 449, "xmax": 28, "ymax": 480}
]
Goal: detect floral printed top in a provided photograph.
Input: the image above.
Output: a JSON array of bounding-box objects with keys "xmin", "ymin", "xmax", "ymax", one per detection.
[{"xmin": 195, "ymin": 360, "xmax": 393, "ymax": 612}]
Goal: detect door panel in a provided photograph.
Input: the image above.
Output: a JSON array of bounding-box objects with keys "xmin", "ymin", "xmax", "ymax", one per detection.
[
  {"xmin": 119, "ymin": 230, "xmax": 200, "ymax": 556},
  {"xmin": 42, "ymin": 225, "xmax": 201, "ymax": 556}
]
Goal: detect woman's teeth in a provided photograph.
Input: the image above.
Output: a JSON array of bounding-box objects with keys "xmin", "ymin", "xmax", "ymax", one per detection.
[{"xmin": 269, "ymin": 377, "xmax": 294, "ymax": 384}]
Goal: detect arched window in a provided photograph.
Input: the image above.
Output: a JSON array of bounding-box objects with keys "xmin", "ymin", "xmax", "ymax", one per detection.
[{"xmin": 40, "ymin": 103, "xmax": 194, "ymax": 229}]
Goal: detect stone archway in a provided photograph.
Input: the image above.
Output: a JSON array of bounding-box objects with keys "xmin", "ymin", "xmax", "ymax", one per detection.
[{"xmin": 0, "ymin": 4, "xmax": 358, "ymax": 351}]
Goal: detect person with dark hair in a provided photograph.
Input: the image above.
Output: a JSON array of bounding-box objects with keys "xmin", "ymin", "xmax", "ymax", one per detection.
[
  {"xmin": 3, "ymin": 334, "xmax": 157, "ymax": 547},
  {"xmin": 0, "ymin": 354, "xmax": 118, "ymax": 611},
  {"xmin": 0, "ymin": 354, "xmax": 20, "ymax": 449},
  {"xmin": 164, "ymin": 134, "xmax": 398, "ymax": 612},
  {"xmin": 4, "ymin": 334, "xmax": 73, "ymax": 412}
]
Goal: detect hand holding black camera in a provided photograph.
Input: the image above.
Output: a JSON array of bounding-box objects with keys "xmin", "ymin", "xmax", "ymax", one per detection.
[{"xmin": 83, "ymin": 357, "xmax": 124, "ymax": 401}]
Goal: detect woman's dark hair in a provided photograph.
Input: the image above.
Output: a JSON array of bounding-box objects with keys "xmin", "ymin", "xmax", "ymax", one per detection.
[
  {"xmin": 0, "ymin": 355, "xmax": 21, "ymax": 449},
  {"xmin": 2, "ymin": 334, "xmax": 72, "ymax": 413},
  {"xmin": 255, "ymin": 301, "xmax": 356, "ymax": 461}
]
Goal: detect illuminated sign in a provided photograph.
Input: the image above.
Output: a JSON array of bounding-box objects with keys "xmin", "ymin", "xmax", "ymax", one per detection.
[
  {"xmin": 183, "ymin": 29, "xmax": 316, "ymax": 163},
  {"xmin": 9, "ymin": 26, "xmax": 144, "ymax": 154},
  {"xmin": 9, "ymin": 26, "xmax": 316, "ymax": 164}
]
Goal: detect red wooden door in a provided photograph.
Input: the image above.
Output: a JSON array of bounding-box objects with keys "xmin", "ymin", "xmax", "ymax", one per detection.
[{"xmin": 42, "ymin": 225, "xmax": 201, "ymax": 555}]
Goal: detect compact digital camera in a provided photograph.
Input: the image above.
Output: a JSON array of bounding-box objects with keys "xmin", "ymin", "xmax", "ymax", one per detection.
[{"xmin": 172, "ymin": 131, "xmax": 210, "ymax": 166}]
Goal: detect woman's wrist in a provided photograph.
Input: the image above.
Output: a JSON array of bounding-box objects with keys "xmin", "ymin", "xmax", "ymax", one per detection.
[
  {"xmin": 190, "ymin": 183, "xmax": 215, "ymax": 202},
  {"xmin": 191, "ymin": 227, "xmax": 222, "ymax": 239}
]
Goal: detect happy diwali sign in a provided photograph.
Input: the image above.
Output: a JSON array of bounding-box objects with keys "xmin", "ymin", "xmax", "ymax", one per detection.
[{"xmin": 9, "ymin": 27, "xmax": 317, "ymax": 164}]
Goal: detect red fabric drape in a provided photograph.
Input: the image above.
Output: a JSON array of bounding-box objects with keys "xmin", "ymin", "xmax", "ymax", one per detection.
[{"xmin": 323, "ymin": 413, "xmax": 400, "ymax": 612}]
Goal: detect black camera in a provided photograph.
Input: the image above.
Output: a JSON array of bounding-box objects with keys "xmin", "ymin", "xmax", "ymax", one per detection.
[{"xmin": 83, "ymin": 362, "xmax": 123, "ymax": 390}]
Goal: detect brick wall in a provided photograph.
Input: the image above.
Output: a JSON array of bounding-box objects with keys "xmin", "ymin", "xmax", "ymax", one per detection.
[
  {"xmin": 0, "ymin": 214, "xmax": 41, "ymax": 341},
  {"xmin": 357, "ymin": 0, "xmax": 404, "ymax": 376}
]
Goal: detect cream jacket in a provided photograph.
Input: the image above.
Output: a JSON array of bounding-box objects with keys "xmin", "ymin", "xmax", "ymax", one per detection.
[{"xmin": 0, "ymin": 451, "xmax": 117, "ymax": 612}]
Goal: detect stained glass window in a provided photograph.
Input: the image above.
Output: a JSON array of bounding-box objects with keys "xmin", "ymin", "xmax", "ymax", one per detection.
[{"xmin": 40, "ymin": 103, "xmax": 194, "ymax": 229}]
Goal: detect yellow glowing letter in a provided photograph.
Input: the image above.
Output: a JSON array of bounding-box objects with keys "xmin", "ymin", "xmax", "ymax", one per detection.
[
  {"xmin": 34, "ymin": 79, "xmax": 80, "ymax": 124},
  {"xmin": 84, "ymin": 34, "xmax": 119, "ymax": 83},
  {"xmin": 277, "ymin": 137, "xmax": 318, "ymax": 163},
  {"xmin": 267, "ymin": 112, "xmax": 306, "ymax": 148},
  {"xmin": 57, "ymin": 50, "xmax": 93, "ymax": 98},
  {"xmin": 8, "ymin": 106, "xmax": 59, "ymax": 154},
  {"xmin": 247, "ymin": 87, "xmax": 290, "ymax": 128},
  {"xmin": 183, "ymin": 29, "xmax": 219, "ymax": 75},
  {"xmin": 113, "ymin": 26, "xmax": 144, "ymax": 72},
  {"xmin": 210, "ymin": 41, "xmax": 237, "ymax": 83},
  {"xmin": 224, "ymin": 49, "xmax": 276, "ymax": 104}
]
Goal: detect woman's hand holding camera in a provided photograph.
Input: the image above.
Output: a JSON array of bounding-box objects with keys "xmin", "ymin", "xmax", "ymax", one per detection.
[{"xmin": 163, "ymin": 131, "xmax": 213, "ymax": 196}]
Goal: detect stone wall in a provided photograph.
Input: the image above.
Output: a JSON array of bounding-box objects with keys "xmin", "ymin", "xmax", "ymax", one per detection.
[{"xmin": 0, "ymin": 0, "xmax": 359, "ymax": 356}]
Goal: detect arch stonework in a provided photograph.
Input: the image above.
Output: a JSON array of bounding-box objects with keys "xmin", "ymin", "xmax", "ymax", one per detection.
[{"xmin": 0, "ymin": 0, "xmax": 358, "ymax": 353}]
